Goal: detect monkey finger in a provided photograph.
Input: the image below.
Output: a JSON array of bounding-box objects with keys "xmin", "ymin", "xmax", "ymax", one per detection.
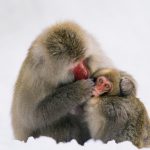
[{"xmin": 92, "ymin": 88, "xmax": 100, "ymax": 97}]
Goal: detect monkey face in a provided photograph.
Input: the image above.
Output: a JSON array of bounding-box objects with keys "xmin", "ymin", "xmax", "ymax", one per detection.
[
  {"xmin": 92, "ymin": 68, "xmax": 121, "ymax": 96},
  {"xmin": 92, "ymin": 76, "xmax": 113, "ymax": 97},
  {"xmin": 45, "ymin": 27, "xmax": 89, "ymax": 80}
]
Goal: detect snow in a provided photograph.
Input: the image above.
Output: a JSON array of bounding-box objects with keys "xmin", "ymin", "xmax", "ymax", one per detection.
[
  {"xmin": 0, "ymin": 0, "xmax": 150, "ymax": 149},
  {"xmin": 0, "ymin": 137, "xmax": 140, "ymax": 150}
]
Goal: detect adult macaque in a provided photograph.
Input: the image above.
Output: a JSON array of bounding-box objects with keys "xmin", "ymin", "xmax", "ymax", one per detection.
[
  {"xmin": 11, "ymin": 21, "xmax": 135, "ymax": 144},
  {"xmin": 85, "ymin": 68, "xmax": 150, "ymax": 148}
]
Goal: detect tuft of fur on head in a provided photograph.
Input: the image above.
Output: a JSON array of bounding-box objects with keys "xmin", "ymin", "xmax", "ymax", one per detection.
[{"xmin": 41, "ymin": 21, "xmax": 87, "ymax": 61}]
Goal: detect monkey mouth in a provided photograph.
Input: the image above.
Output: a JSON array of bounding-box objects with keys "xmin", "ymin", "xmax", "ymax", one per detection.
[{"xmin": 73, "ymin": 60, "xmax": 90, "ymax": 80}]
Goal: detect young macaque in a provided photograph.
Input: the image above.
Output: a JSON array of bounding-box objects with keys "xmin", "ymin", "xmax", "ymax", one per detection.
[{"xmin": 85, "ymin": 68, "xmax": 150, "ymax": 148}]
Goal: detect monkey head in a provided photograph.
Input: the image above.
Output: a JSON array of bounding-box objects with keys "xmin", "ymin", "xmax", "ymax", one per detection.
[
  {"xmin": 92, "ymin": 68, "xmax": 121, "ymax": 97},
  {"xmin": 44, "ymin": 22, "xmax": 90, "ymax": 81}
]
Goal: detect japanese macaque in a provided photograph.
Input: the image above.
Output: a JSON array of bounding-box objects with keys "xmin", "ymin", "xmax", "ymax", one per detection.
[
  {"xmin": 85, "ymin": 68, "xmax": 150, "ymax": 148},
  {"xmin": 11, "ymin": 21, "xmax": 135, "ymax": 145}
]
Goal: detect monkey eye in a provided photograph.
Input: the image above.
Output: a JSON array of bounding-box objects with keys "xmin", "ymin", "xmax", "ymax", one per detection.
[
  {"xmin": 105, "ymin": 84, "xmax": 111, "ymax": 90},
  {"xmin": 97, "ymin": 77, "xmax": 103, "ymax": 84}
]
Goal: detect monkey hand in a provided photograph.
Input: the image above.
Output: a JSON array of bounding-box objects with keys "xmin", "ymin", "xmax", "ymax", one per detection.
[
  {"xmin": 75, "ymin": 79, "xmax": 94, "ymax": 103},
  {"xmin": 92, "ymin": 86, "xmax": 101, "ymax": 97},
  {"xmin": 120, "ymin": 77, "xmax": 136, "ymax": 96}
]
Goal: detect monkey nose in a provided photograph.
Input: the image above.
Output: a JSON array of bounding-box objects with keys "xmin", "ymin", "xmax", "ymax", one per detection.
[{"xmin": 97, "ymin": 76, "xmax": 112, "ymax": 92}]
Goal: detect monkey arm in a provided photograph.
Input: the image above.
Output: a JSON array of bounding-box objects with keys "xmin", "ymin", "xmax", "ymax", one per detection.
[
  {"xmin": 32, "ymin": 79, "xmax": 93, "ymax": 128},
  {"xmin": 101, "ymin": 96, "xmax": 130, "ymax": 124},
  {"xmin": 97, "ymin": 96, "xmax": 132, "ymax": 143},
  {"xmin": 100, "ymin": 96, "xmax": 150, "ymax": 148}
]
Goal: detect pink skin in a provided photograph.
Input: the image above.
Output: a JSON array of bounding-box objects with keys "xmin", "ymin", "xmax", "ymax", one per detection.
[
  {"xmin": 72, "ymin": 60, "xmax": 89, "ymax": 81},
  {"xmin": 92, "ymin": 76, "xmax": 112, "ymax": 97}
]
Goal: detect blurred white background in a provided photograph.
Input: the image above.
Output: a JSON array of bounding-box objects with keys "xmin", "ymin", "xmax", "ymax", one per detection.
[{"xmin": 0, "ymin": 0, "xmax": 150, "ymax": 149}]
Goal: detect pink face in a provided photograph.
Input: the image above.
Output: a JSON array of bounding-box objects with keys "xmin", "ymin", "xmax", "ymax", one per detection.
[
  {"xmin": 72, "ymin": 60, "xmax": 90, "ymax": 80},
  {"xmin": 71, "ymin": 62, "xmax": 112, "ymax": 97},
  {"xmin": 92, "ymin": 76, "xmax": 112, "ymax": 97}
]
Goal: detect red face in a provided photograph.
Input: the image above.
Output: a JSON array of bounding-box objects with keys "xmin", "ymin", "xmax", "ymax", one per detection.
[
  {"xmin": 72, "ymin": 61, "xmax": 112, "ymax": 97},
  {"xmin": 93, "ymin": 76, "xmax": 112, "ymax": 97},
  {"xmin": 72, "ymin": 60, "xmax": 90, "ymax": 80}
]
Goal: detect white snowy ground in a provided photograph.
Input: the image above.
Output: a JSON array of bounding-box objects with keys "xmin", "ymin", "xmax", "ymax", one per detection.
[{"xmin": 0, "ymin": 0, "xmax": 150, "ymax": 149}]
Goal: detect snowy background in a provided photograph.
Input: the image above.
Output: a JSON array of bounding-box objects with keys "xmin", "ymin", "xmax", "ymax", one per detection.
[{"xmin": 0, "ymin": 0, "xmax": 150, "ymax": 149}]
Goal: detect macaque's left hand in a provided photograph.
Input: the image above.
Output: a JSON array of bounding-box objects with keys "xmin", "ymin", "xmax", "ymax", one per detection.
[{"xmin": 120, "ymin": 77, "xmax": 136, "ymax": 96}]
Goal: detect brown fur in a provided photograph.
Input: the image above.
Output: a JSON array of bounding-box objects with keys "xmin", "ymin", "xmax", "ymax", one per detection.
[
  {"xmin": 85, "ymin": 68, "xmax": 150, "ymax": 148},
  {"xmin": 11, "ymin": 21, "xmax": 115, "ymax": 144},
  {"xmin": 11, "ymin": 21, "xmax": 137, "ymax": 145}
]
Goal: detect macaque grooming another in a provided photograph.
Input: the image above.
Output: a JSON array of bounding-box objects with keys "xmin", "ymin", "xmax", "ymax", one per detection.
[
  {"xmin": 85, "ymin": 68, "xmax": 150, "ymax": 148},
  {"xmin": 11, "ymin": 21, "xmax": 136, "ymax": 145},
  {"xmin": 11, "ymin": 21, "xmax": 115, "ymax": 144}
]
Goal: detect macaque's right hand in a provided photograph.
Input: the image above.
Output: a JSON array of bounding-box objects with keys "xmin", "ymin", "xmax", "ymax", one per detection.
[{"xmin": 74, "ymin": 79, "xmax": 94, "ymax": 103}]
